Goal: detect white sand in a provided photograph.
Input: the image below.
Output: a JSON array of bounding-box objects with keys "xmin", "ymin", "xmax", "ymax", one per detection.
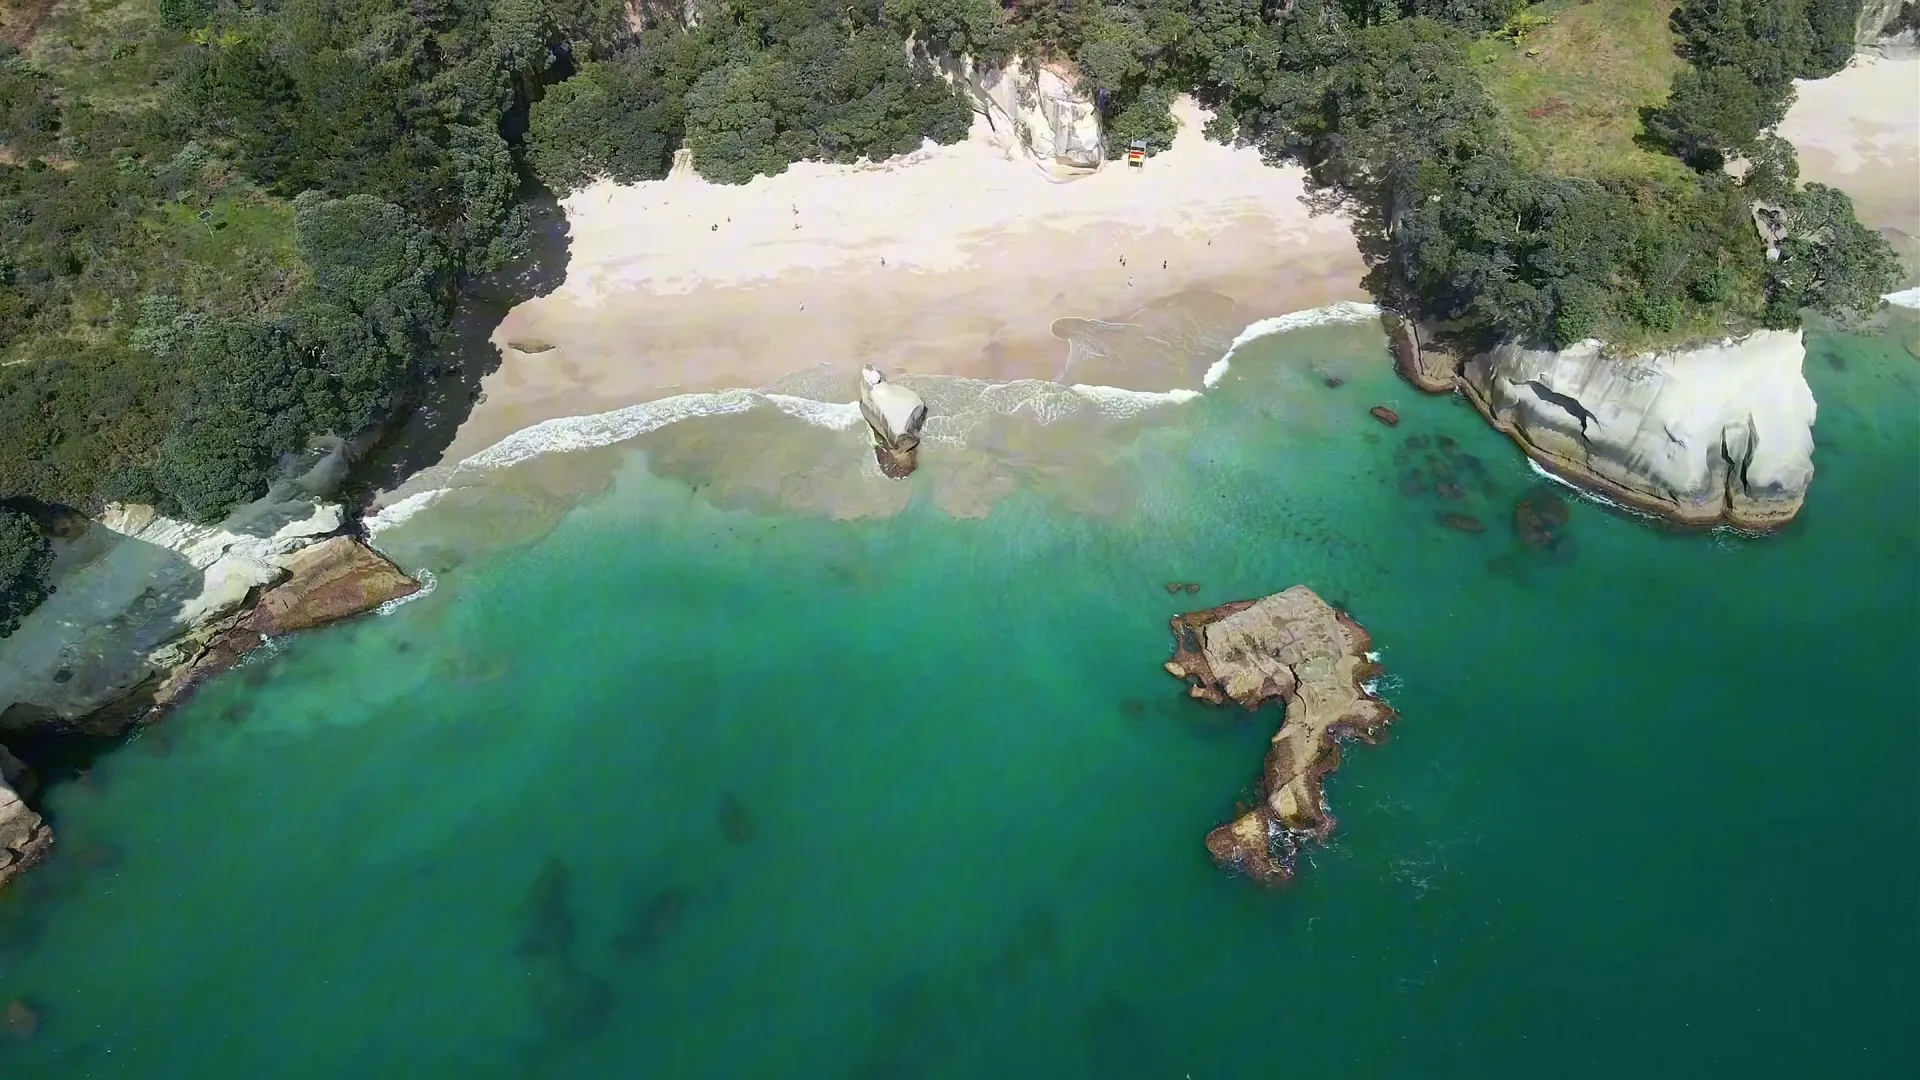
[
  {"xmin": 1780, "ymin": 54, "xmax": 1920, "ymax": 237},
  {"xmin": 441, "ymin": 98, "xmax": 1369, "ymax": 464}
]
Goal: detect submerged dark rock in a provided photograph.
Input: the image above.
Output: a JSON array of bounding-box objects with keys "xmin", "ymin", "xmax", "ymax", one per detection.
[
  {"xmin": 614, "ymin": 885, "xmax": 690, "ymax": 960},
  {"xmin": 1438, "ymin": 513, "xmax": 1487, "ymax": 534},
  {"xmin": 1514, "ymin": 485, "xmax": 1571, "ymax": 548},
  {"xmin": 717, "ymin": 792, "xmax": 755, "ymax": 844},
  {"xmin": 5, "ymin": 998, "xmax": 40, "ymax": 1041},
  {"xmin": 518, "ymin": 856, "xmax": 575, "ymax": 961}
]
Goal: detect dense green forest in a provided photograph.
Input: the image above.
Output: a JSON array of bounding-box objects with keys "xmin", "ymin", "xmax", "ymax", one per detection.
[{"xmin": 0, "ymin": 0, "xmax": 1901, "ymax": 634}]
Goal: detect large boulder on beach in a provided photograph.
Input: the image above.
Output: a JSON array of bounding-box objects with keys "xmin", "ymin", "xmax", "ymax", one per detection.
[
  {"xmin": 1461, "ymin": 330, "xmax": 1815, "ymax": 530},
  {"xmin": 150, "ymin": 537, "xmax": 418, "ymax": 711},
  {"xmin": 858, "ymin": 366, "xmax": 929, "ymax": 479},
  {"xmin": 0, "ymin": 439, "xmax": 412, "ymax": 735},
  {"xmin": 1165, "ymin": 586, "xmax": 1395, "ymax": 885}
]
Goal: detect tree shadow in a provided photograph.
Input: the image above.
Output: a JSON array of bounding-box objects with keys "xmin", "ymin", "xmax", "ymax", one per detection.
[{"xmin": 343, "ymin": 187, "xmax": 573, "ymax": 504}]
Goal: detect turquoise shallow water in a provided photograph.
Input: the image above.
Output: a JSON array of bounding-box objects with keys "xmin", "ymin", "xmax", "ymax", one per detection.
[{"xmin": 2, "ymin": 321, "xmax": 1916, "ymax": 1078}]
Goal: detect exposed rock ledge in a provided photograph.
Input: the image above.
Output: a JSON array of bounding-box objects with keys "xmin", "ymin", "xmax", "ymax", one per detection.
[
  {"xmin": 1459, "ymin": 330, "xmax": 1815, "ymax": 530},
  {"xmin": 1, "ymin": 458, "xmax": 417, "ymax": 738},
  {"xmin": 942, "ymin": 55, "xmax": 1105, "ymax": 180},
  {"xmin": 1, "ymin": 746, "xmax": 52, "ymax": 893},
  {"xmin": 1164, "ymin": 587, "xmax": 1394, "ymax": 885},
  {"xmin": 1392, "ymin": 319, "xmax": 1818, "ymax": 530}
]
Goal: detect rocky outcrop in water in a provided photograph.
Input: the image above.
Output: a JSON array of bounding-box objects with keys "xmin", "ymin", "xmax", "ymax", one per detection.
[
  {"xmin": 1163, "ymin": 586, "xmax": 1394, "ymax": 885},
  {"xmin": 151, "ymin": 536, "xmax": 419, "ymax": 709},
  {"xmin": 1460, "ymin": 330, "xmax": 1815, "ymax": 530},
  {"xmin": 858, "ymin": 365, "xmax": 929, "ymax": 479},
  {"xmin": 0, "ymin": 746, "xmax": 51, "ymax": 893}
]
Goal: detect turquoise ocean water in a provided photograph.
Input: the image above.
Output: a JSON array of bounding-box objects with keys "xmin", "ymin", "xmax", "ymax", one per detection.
[{"xmin": 1, "ymin": 317, "xmax": 1915, "ymax": 1078}]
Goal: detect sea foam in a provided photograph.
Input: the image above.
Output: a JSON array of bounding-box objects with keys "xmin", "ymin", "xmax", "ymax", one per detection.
[
  {"xmin": 1884, "ymin": 286, "xmax": 1920, "ymax": 310},
  {"xmin": 1202, "ymin": 300, "xmax": 1382, "ymax": 387},
  {"xmin": 365, "ymin": 489, "xmax": 448, "ymax": 536}
]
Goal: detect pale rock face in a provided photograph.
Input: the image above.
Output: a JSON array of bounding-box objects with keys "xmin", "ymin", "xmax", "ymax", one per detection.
[
  {"xmin": 858, "ymin": 365, "xmax": 929, "ymax": 478},
  {"xmin": 0, "ymin": 489, "xmax": 349, "ymax": 731},
  {"xmin": 945, "ymin": 56, "xmax": 1105, "ymax": 179},
  {"xmin": 1462, "ymin": 330, "xmax": 1816, "ymax": 528}
]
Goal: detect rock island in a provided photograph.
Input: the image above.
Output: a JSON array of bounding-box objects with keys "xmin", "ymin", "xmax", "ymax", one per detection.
[{"xmin": 1164, "ymin": 586, "xmax": 1394, "ymax": 885}]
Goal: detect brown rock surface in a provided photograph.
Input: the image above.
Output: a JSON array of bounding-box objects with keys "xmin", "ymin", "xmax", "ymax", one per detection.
[
  {"xmin": 153, "ymin": 537, "xmax": 418, "ymax": 712},
  {"xmin": 1, "ymin": 748, "xmax": 53, "ymax": 894},
  {"xmin": 5, "ymin": 998, "xmax": 41, "ymax": 1040},
  {"xmin": 1369, "ymin": 405, "xmax": 1400, "ymax": 426},
  {"xmin": 249, "ymin": 536, "xmax": 419, "ymax": 635},
  {"xmin": 1165, "ymin": 586, "xmax": 1394, "ymax": 885}
]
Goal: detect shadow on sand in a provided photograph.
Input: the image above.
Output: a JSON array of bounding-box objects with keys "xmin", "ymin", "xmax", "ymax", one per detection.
[{"xmin": 344, "ymin": 189, "xmax": 572, "ymax": 504}]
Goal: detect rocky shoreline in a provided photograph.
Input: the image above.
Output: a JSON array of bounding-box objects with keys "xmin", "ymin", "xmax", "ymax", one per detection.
[
  {"xmin": 1164, "ymin": 586, "xmax": 1395, "ymax": 885},
  {"xmin": 0, "ymin": 444, "xmax": 419, "ymax": 894},
  {"xmin": 1387, "ymin": 313, "xmax": 1817, "ymax": 531}
]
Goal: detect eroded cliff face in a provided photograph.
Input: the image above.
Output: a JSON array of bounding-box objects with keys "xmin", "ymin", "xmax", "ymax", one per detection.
[
  {"xmin": 945, "ymin": 56, "xmax": 1105, "ymax": 180},
  {"xmin": 1459, "ymin": 330, "xmax": 1816, "ymax": 530},
  {"xmin": 857, "ymin": 365, "xmax": 929, "ymax": 478}
]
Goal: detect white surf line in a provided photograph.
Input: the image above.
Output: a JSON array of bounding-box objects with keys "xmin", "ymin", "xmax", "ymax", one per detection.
[{"xmin": 1203, "ymin": 300, "xmax": 1382, "ymax": 388}]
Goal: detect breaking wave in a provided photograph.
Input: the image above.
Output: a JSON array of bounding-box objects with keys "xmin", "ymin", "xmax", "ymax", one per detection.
[
  {"xmin": 1884, "ymin": 286, "xmax": 1920, "ymax": 309},
  {"xmin": 1202, "ymin": 300, "xmax": 1381, "ymax": 387}
]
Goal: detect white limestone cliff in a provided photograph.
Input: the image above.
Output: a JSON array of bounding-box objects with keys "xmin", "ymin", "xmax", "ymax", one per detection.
[
  {"xmin": 1460, "ymin": 330, "xmax": 1816, "ymax": 529},
  {"xmin": 943, "ymin": 56, "xmax": 1105, "ymax": 180}
]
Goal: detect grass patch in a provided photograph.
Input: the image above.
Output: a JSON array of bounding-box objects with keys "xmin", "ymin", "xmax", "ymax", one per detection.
[
  {"xmin": 147, "ymin": 181, "xmax": 305, "ymax": 316},
  {"xmin": 1471, "ymin": 0, "xmax": 1691, "ymax": 183}
]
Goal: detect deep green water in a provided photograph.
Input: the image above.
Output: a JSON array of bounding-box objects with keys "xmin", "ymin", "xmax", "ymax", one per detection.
[{"xmin": 3, "ymin": 321, "xmax": 1916, "ymax": 1078}]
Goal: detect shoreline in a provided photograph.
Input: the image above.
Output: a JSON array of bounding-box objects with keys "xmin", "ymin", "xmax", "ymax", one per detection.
[{"xmin": 424, "ymin": 97, "xmax": 1370, "ymax": 474}]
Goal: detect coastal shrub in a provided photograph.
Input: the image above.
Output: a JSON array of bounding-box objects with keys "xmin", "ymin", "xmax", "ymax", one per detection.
[
  {"xmin": 884, "ymin": 0, "xmax": 1014, "ymax": 63},
  {"xmin": 1763, "ymin": 184, "xmax": 1904, "ymax": 327},
  {"xmin": 1105, "ymin": 84, "xmax": 1178, "ymax": 156},
  {"xmin": 0, "ymin": 506, "xmax": 52, "ymax": 639}
]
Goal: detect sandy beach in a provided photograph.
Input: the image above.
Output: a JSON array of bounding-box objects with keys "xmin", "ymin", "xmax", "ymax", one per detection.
[
  {"xmin": 439, "ymin": 98, "xmax": 1369, "ymax": 465},
  {"xmin": 1780, "ymin": 53, "xmax": 1920, "ymax": 239}
]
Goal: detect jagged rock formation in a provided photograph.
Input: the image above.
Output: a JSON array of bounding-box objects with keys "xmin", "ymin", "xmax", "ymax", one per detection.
[
  {"xmin": 944, "ymin": 56, "xmax": 1105, "ymax": 180},
  {"xmin": 0, "ymin": 746, "xmax": 51, "ymax": 894},
  {"xmin": 858, "ymin": 365, "xmax": 929, "ymax": 478},
  {"xmin": 151, "ymin": 536, "xmax": 419, "ymax": 709},
  {"xmin": 1164, "ymin": 586, "xmax": 1394, "ymax": 885},
  {"xmin": 1460, "ymin": 330, "xmax": 1815, "ymax": 530},
  {"xmin": 0, "ymin": 443, "xmax": 417, "ymax": 734}
]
